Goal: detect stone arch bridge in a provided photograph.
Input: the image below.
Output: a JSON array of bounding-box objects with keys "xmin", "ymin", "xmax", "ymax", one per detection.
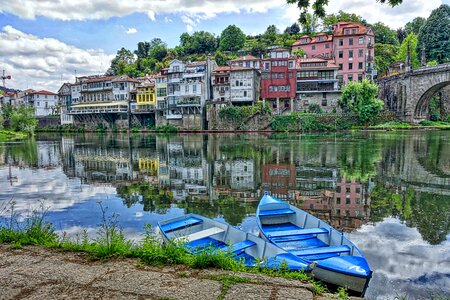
[{"xmin": 376, "ymin": 64, "xmax": 450, "ymax": 122}]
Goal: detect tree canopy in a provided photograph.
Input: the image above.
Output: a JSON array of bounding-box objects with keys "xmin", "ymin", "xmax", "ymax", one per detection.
[
  {"xmin": 371, "ymin": 22, "xmax": 399, "ymax": 45},
  {"xmin": 418, "ymin": 4, "xmax": 450, "ymax": 64},
  {"xmin": 219, "ymin": 25, "xmax": 246, "ymax": 52},
  {"xmin": 405, "ymin": 17, "xmax": 426, "ymax": 36},
  {"xmin": 396, "ymin": 33, "xmax": 420, "ymax": 69},
  {"xmin": 375, "ymin": 43, "xmax": 400, "ymax": 75}
]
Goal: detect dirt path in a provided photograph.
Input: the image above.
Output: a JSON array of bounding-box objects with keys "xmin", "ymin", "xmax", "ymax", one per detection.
[{"xmin": 0, "ymin": 245, "xmax": 360, "ymax": 300}]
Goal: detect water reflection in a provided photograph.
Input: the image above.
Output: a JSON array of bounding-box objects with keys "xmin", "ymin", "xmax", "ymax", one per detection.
[{"xmin": 0, "ymin": 132, "xmax": 449, "ymax": 299}]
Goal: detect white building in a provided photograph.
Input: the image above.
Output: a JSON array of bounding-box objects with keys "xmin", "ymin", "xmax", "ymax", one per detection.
[
  {"xmin": 58, "ymin": 83, "xmax": 73, "ymax": 125},
  {"xmin": 24, "ymin": 90, "xmax": 58, "ymax": 117}
]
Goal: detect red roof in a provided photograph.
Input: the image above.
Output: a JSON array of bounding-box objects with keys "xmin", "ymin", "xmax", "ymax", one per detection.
[
  {"xmin": 293, "ymin": 33, "xmax": 332, "ymax": 46},
  {"xmin": 212, "ymin": 66, "xmax": 256, "ymax": 73},
  {"xmin": 30, "ymin": 90, "xmax": 57, "ymax": 95},
  {"xmin": 333, "ymin": 22, "xmax": 372, "ymax": 36},
  {"xmin": 229, "ymin": 55, "xmax": 259, "ymax": 62}
]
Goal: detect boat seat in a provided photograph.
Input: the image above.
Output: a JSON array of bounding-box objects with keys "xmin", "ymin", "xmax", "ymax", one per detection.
[
  {"xmin": 175, "ymin": 227, "xmax": 225, "ymax": 243},
  {"xmin": 160, "ymin": 217, "xmax": 203, "ymax": 233},
  {"xmin": 259, "ymin": 208, "xmax": 295, "ymax": 216},
  {"xmin": 219, "ymin": 240, "xmax": 256, "ymax": 253},
  {"xmin": 291, "ymin": 245, "xmax": 351, "ymax": 257},
  {"xmin": 268, "ymin": 228, "xmax": 328, "ymax": 238}
]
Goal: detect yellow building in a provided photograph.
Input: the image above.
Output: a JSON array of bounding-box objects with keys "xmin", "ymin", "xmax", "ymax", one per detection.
[{"xmin": 136, "ymin": 82, "xmax": 156, "ymax": 109}]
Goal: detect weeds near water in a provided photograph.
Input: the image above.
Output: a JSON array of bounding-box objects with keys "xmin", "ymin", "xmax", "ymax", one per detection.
[{"xmin": 337, "ymin": 287, "xmax": 349, "ymax": 299}]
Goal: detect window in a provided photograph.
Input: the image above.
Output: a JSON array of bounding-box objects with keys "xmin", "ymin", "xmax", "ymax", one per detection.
[
  {"xmin": 349, "ymin": 38, "xmax": 353, "ymax": 45},
  {"xmin": 338, "ymin": 51, "xmax": 343, "ymax": 58},
  {"xmin": 336, "ymin": 197, "xmax": 341, "ymax": 205},
  {"xmin": 348, "ymin": 75, "xmax": 353, "ymax": 81},
  {"xmin": 325, "ymin": 43, "xmax": 330, "ymax": 49},
  {"xmin": 262, "ymin": 73, "xmax": 270, "ymax": 79},
  {"xmin": 235, "ymin": 80, "xmax": 239, "ymax": 86},
  {"xmin": 185, "ymin": 85, "xmax": 189, "ymax": 92},
  {"xmin": 359, "ymin": 37, "xmax": 364, "ymax": 45},
  {"xmin": 346, "ymin": 198, "xmax": 351, "ymax": 205},
  {"xmin": 338, "ymin": 64, "xmax": 343, "ymax": 70},
  {"xmin": 356, "ymin": 187, "xmax": 361, "ymax": 193},
  {"xmin": 193, "ymin": 85, "xmax": 197, "ymax": 93},
  {"xmin": 358, "ymin": 62, "xmax": 363, "ymax": 69},
  {"xmin": 348, "ymin": 63, "xmax": 353, "ymax": 70},
  {"xmin": 349, "ymin": 50, "xmax": 353, "ymax": 58},
  {"xmin": 359, "ymin": 49, "xmax": 364, "ymax": 57},
  {"xmin": 243, "ymin": 91, "xmax": 247, "ymax": 97},
  {"xmin": 339, "ymin": 39, "xmax": 343, "ymax": 46},
  {"xmin": 312, "ymin": 45, "xmax": 316, "ymax": 50},
  {"xmin": 264, "ymin": 62, "xmax": 270, "ymax": 70},
  {"xmin": 358, "ymin": 74, "xmax": 363, "ymax": 81},
  {"xmin": 321, "ymin": 98, "xmax": 327, "ymax": 107},
  {"xmin": 289, "ymin": 72, "xmax": 293, "ymax": 78},
  {"xmin": 288, "ymin": 61, "xmax": 294, "ymax": 69}
]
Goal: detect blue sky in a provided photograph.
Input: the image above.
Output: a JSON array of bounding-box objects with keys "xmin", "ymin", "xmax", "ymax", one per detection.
[{"xmin": 0, "ymin": 0, "xmax": 447, "ymax": 90}]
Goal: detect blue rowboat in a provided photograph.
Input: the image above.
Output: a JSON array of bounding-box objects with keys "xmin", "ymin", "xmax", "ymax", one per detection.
[
  {"xmin": 157, "ymin": 213, "xmax": 310, "ymax": 271},
  {"xmin": 256, "ymin": 193, "xmax": 372, "ymax": 296}
]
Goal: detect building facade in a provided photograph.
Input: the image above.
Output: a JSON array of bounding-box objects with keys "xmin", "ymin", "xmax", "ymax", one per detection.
[
  {"xmin": 292, "ymin": 33, "xmax": 333, "ymax": 59},
  {"xmin": 260, "ymin": 48, "xmax": 297, "ymax": 114},
  {"xmin": 296, "ymin": 58, "xmax": 340, "ymax": 112},
  {"xmin": 332, "ymin": 22, "xmax": 375, "ymax": 84},
  {"xmin": 58, "ymin": 83, "xmax": 73, "ymax": 124},
  {"xmin": 23, "ymin": 90, "xmax": 58, "ymax": 117}
]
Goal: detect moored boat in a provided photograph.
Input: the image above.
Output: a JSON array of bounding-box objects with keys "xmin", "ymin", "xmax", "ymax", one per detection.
[
  {"xmin": 157, "ymin": 213, "xmax": 310, "ymax": 271},
  {"xmin": 256, "ymin": 193, "xmax": 372, "ymax": 296}
]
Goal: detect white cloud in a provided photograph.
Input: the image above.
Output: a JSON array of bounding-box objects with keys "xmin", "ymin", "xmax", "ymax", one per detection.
[
  {"xmin": 126, "ymin": 27, "xmax": 137, "ymax": 34},
  {"xmin": 0, "ymin": 0, "xmax": 285, "ymax": 21},
  {"xmin": 164, "ymin": 16, "xmax": 173, "ymax": 23},
  {"xmin": 0, "ymin": 25, "xmax": 113, "ymax": 92}
]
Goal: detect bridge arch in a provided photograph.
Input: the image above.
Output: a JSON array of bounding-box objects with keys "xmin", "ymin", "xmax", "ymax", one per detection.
[
  {"xmin": 376, "ymin": 64, "xmax": 450, "ymax": 122},
  {"xmin": 414, "ymin": 81, "xmax": 450, "ymax": 119}
]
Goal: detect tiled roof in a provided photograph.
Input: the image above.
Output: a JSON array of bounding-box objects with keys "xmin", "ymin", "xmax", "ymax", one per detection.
[
  {"xmin": 333, "ymin": 22, "xmax": 372, "ymax": 36},
  {"xmin": 30, "ymin": 90, "xmax": 57, "ymax": 95},
  {"xmin": 293, "ymin": 33, "xmax": 332, "ymax": 46},
  {"xmin": 212, "ymin": 66, "xmax": 256, "ymax": 73},
  {"xmin": 297, "ymin": 58, "xmax": 338, "ymax": 69},
  {"xmin": 186, "ymin": 61, "xmax": 206, "ymax": 67},
  {"xmin": 229, "ymin": 55, "xmax": 259, "ymax": 62},
  {"xmin": 85, "ymin": 76, "xmax": 115, "ymax": 83}
]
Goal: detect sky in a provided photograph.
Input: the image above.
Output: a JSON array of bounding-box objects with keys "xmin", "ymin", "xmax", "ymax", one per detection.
[{"xmin": 0, "ymin": 0, "xmax": 448, "ymax": 91}]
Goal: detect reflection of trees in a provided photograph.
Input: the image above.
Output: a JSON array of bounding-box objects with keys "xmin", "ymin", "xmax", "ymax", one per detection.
[
  {"xmin": 416, "ymin": 133, "xmax": 450, "ymax": 178},
  {"xmin": 370, "ymin": 180, "xmax": 449, "ymax": 245},
  {"xmin": 4, "ymin": 138, "xmax": 38, "ymax": 167},
  {"xmin": 178, "ymin": 197, "xmax": 257, "ymax": 226},
  {"xmin": 337, "ymin": 134, "xmax": 382, "ymax": 182},
  {"xmin": 116, "ymin": 183, "xmax": 173, "ymax": 214}
]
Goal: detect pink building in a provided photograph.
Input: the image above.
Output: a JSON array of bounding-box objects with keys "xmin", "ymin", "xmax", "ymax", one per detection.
[
  {"xmin": 260, "ymin": 48, "xmax": 297, "ymax": 114},
  {"xmin": 292, "ymin": 33, "xmax": 333, "ymax": 59},
  {"xmin": 332, "ymin": 22, "xmax": 375, "ymax": 84}
]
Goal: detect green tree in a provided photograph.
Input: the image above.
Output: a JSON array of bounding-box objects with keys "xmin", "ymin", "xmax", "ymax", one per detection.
[
  {"xmin": 374, "ymin": 43, "xmax": 399, "ymax": 75},
  {"xmin": 418, "ymin": 4, "xmax": 450, "ymax": 64},
  {"xmin": 214, "ymin": 51, "xmax": 228, "ymax": 66},
  {"xmin": 301, "ymin": 13, "xmax": 320, "ymax": 35},
  {"xmin": 396, "ymin": 33, "xmax": 420, "ymax": 69},
  {"xmin": 107, "ymin": 48, "xmax": 135, "ymax": 75},
  {"xmin": 371, "ymin": 22, "xmax": 399, "ymax": 45},
  {"xmin": 405, "ymin": 17, "xmax": 426, "ymax": 36},
  {"xmin": 179, "ymin": 31, "xmax": 218, "ymax": 55},
  {"xmin": 284, "ymin": 23, "xmax": 301, "ymax": 34},
  {"xmin": 261, "ymin": 25, "xmax": 279, "ymax": 47},
  {"xmin": 339, "ymin": 79, "xmax": 384, "ymax": 126},
  {"xmin": 396, "ymin": 27, "xmax": 406, "ymax": 43},
  {"xmin": 10, "ymin": 105, "xmax": 38, "ymax": 134},
  {"xmin": 321, "ymin": 10, "xmax": 366, "ymax": 31},
  {"xmin": 286, "ymin": 0, "xmax": 402, "ymax": 25},
  {"xmin": 219, "ymin": 25, "xmax": 246, "ymax": 52},
  {"xmin": 134, "ymin": 42, "xmax": 151, "ymax": 58}
]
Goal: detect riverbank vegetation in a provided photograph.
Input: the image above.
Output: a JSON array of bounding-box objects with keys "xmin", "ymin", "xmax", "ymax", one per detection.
[
  {"xmin": 0, "ymin": 130, "xmax": 28, "ymax": 142},
  {"xmin": 0, "ymin": 104, "xmax": 38, "ymax": 135},
  {"xmin": 0, "ymin": 203, "xmax": 328, "ymax": 295}
]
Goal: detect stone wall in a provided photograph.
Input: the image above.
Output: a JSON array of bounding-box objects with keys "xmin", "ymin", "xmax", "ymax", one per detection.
[{"xmin": 206, "ymin": 104, "xmax": 272, "ymax": 131}]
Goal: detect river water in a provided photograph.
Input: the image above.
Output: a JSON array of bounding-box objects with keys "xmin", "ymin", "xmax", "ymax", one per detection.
[{"xmin": 0, "ymin": 132, "xmax": 449, "ymax": 299}]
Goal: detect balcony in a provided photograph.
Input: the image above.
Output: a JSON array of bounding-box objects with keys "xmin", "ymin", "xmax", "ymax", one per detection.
[
  {"xmin": 69, "ymin": 101, "xmax": 128, "ymax": 114},
  {"xmin": 176, "ymin": 97, "xmax": 201, "ymax": 106},
  {"xmin": 131, "ymin": 104, "xmax": 155, "ymax": 113},
  {"xmin": 157, "ymin": 100, "xmax": 167, "ymax": 110}
]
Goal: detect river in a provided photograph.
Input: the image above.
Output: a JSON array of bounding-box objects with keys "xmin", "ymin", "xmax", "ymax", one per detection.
[{"xmin": 0, "ymin": 131, "xmax": 449, "ymax": 299}]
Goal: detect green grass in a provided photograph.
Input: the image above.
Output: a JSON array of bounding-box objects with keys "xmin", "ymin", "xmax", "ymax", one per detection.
[
  {"xmin": 0, "ymin": 203, "xmax": 336, "ymax": 297},
  {"xmin": 370, "ymin": 121, "xmax": 415, "ymax": 129},
  {"xmin": 0, "ymin": 130, "xmax": 28, "ymax": 141},
  {"xmin": 337, "ymin": 287, "xmax": 349, "ymax": 299},
  {"xmin": 419, "ymin": 120, "xmax": 450, "ymax": 128}
]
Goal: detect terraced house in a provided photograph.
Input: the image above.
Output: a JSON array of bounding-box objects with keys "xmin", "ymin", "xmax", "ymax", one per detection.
[{"xmin": 162, "ymin": 58, "xmax": 216, "ymax": 129}]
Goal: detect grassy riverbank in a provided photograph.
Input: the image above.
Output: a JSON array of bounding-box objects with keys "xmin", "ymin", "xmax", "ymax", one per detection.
[
  {"xmin": 0, "ymin": 130, "xmax": 28, "ymax": 141},
  {"xmin": 0, "ymin": 208, "xmax": 330, "ymax": 296}
]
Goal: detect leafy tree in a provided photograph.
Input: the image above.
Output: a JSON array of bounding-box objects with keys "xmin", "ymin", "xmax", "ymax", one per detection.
[
  {"xmin": 418, "ymin": 4, "xmax": 450, "ymax": 64},
  {"xmin": 10, "ymin": 105, "xmax": 38, "ymax": 134},
  {"xmin": 396, "ymin": 27, "xmax": 406, "ymax": 43},
  {"xmin": 149, "ymin": 44, "xmax": 168, "ymax": 62},
  {"xmin": 405, "ymin": 17, "xmax": 426, "ymax": 36},
  {"xmin": 301, "ymin": 13, "xmax": 320, "ymax": 35},
  {"xmin": 307, "ymin": 103, "xmax": 323, "ymax": 113},
  {"xmin": 321, "ymin": 10, "xmax": 366, "ymax": 31},
  {"xmin": 339, "ymin": 79, "xmax": 384, "ymax": 126},
  {"xmin": 374, "ymin": 43, "xmax": 399, "ymax": 75},
  {"xmin": 179, "ymin": 31, "xmax": 218, "ymax": 55},
  {"xmin": 107, "ymin": 48, "xmax": 135, "ymax": 75},
  {"xmin": 261, "ymin": 25, "xmax": 279, "ymax": 47},
  {"xmin": 371, "ymin": 22, "xmax": 399, "ymax": 45},
  {"xmin": 214, "ymin": 51, "xmax": 228, "ymax": 66},
  {"xmin": 284, "ymin": 23, "xmax": 301, "ymax": 34},
  {"xmin": 219, "ymin": 25, "xmax": 246, "ymax": 52},
  {"xmin": 286, "ymin": 0, "xmax": 402, "ymax": 25},
  {"xmin": 396, "ymin": 33, "xmax": 420, "ymax": 69},
  {"xmin": 134, "ymin": 42, "xmax": 151, "ymax": 58},
  {"xmin": 292, "ymin": 48, "xmax": 306, "ymax": 58},
  {"xmin": 0, "ymin": 111, "xmax": 3, "ymax": 130}
]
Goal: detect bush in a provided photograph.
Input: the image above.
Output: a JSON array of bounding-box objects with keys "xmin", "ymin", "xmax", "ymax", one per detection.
[
  {"xmin": 218, "ymin": 102, "xmax": 271, "ymax": 128},
  {"xmin": 9, "ymin": 105, "xmax": 38, "ymax": 134},
  {"xmin": 155, "ymin": 124, "xmax": 178, "ymax": 133},
  {"xmin": 307, "ymin": 104, "xmax": 323, "ymax": 114}
]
